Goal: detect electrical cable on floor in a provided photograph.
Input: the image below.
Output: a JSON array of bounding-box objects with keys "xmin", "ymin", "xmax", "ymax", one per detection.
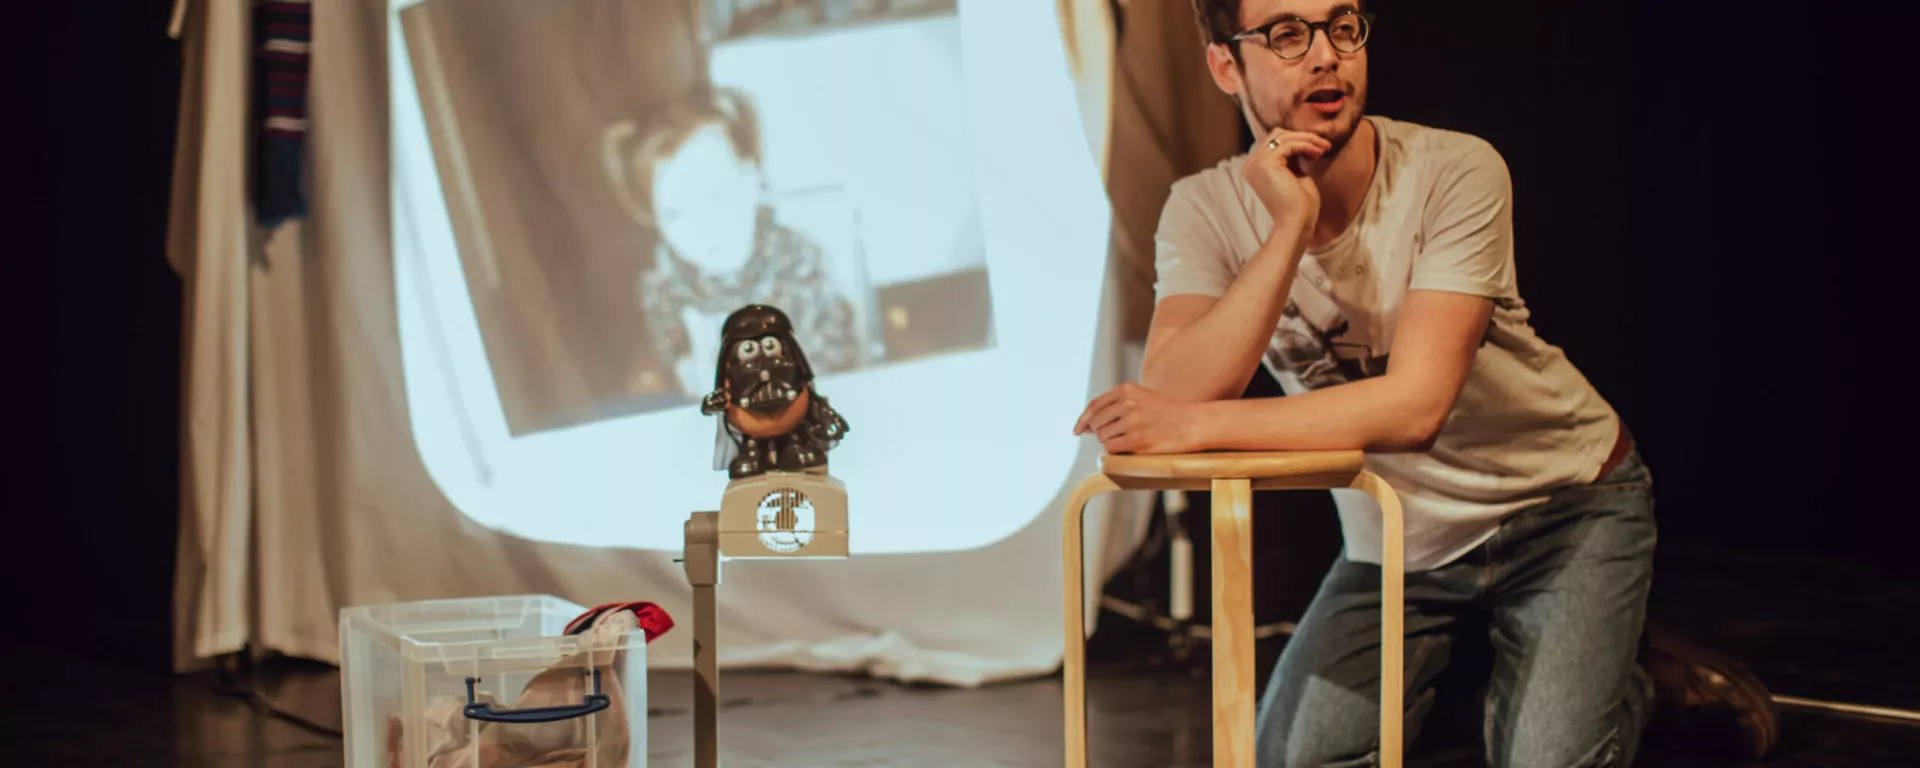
[
  {"xmin": 645, "ymin": 684, "xmax": 885, "ymax": 717},
  {"xmin": 1773, "ymin": 694, "xmax": 1920, "ymax": 726},
  {"xmin": 208, "ymin": 654, "xmax": 345, "ymax": 740}
]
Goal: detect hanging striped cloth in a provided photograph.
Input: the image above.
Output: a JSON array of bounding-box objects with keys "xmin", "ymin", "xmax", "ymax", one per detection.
[{"xmin": 254, "ymin": 0, "xmax": 311, "ymax": 228}]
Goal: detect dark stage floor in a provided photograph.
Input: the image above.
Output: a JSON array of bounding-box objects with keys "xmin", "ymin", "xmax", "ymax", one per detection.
[{"xmin": 8, "ymin": 545, "xmax": 1917, "ymax": 767}]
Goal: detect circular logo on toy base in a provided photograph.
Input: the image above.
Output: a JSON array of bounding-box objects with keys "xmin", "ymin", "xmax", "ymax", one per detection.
[{"xmin": 755, "ymin": 488, "xmax": 815, "ymax": 553}]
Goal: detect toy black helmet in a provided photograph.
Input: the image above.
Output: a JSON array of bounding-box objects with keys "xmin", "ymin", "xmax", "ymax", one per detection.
[{"xmin": 712, "ymin": 304, "xmax": 814, "ymax": 390}]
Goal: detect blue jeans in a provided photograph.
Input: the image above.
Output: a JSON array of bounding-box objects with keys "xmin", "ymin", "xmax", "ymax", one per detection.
[{"xmin": 1255, "ymin": 450, "xmax": 1657, "ymax": 767}]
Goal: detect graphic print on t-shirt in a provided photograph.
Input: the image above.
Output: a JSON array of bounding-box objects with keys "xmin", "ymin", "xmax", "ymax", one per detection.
[{"xmin": 1271, "ymin": 298, "xmax": 1391, "ymax": 391}]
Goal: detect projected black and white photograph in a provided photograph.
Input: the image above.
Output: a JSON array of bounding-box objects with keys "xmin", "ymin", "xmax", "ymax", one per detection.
[
  {"xmin": 399, "ymin": 0, "xmax": 991, "ymax": 436},
  {"xmin": 700, "ymin": 0, "xmax": 959, "ymax": 41}
]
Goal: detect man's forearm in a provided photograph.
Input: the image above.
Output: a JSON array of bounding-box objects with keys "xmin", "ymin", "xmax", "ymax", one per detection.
[
  {"xmin": 1191, "ymin": 375, "xmax": 1448, "ymax": 453},
  {"xmin": 1141, "ymin": 236, "xmax": 1306, "ymax": 402}
]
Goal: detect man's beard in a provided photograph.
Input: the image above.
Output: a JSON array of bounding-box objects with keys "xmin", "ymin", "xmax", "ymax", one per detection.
[{"xmin": 1248, "ymin": 93, "xmax": 1361, "ymax": 158}]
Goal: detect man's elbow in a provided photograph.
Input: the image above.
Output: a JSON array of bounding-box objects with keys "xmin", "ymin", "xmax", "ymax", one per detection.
[
  {"xmin": 1373, "ymin": 427, "xmax": 1440, "ymax": 453},
  {"xmin": 1405, "ymin": 422, "xmax": 1443, "ymax": 452},
  {"xmin": 1375, "ymin": 399, "xmax": 1450, "ymax": 453}
]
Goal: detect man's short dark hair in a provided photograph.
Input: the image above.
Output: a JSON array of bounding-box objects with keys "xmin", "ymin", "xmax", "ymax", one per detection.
[
  {"xmin": 1190, "ymin": 0, "xmax": 1243, "ymax": 46},
  {"xmin": 1190, "ymin": 0, "xmax": 1365, "ymax": 46}
]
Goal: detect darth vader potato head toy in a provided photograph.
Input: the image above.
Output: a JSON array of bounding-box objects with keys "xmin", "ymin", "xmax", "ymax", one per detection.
[{"xmin": 700, "ymin": 304, "xmax": 849, "ymax": 479}]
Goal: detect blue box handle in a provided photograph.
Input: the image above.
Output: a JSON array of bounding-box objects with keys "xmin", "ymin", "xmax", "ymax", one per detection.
[{"xmin": 463, "ymin": 668, "xmax": 611, "ymax": 724}]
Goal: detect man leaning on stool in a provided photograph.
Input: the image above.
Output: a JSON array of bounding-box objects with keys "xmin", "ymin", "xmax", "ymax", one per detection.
[{"xmin": 1073, "ymin": 1, "xmax": 1776, "ymax": 764}]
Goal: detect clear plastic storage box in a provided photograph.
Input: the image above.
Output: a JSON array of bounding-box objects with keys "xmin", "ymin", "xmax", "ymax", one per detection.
[{"xmin": 340, "ymin": 595, "xmax": 647, "ymax": 768}]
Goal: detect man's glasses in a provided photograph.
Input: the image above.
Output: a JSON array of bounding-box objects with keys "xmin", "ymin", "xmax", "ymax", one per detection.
[{"xmin": 1230, "ymin": 11, "xmax": 1375, "ymax": 60}]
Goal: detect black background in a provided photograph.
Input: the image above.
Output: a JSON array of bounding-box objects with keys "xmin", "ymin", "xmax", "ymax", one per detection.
[{"xmin": 4, "ymin": 0, "xmax": 1902, "ymax": 671}]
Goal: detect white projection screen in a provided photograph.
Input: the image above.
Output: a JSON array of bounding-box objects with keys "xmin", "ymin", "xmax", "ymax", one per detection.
[{"xmin": 389, "ymin": 0, "xmax": 1112, "ymax": 554}]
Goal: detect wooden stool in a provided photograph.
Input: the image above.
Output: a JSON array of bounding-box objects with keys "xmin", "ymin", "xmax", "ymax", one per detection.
[{"xmin": 1061, "ymin": 451, "xmax": 1406, "ymax": 768}]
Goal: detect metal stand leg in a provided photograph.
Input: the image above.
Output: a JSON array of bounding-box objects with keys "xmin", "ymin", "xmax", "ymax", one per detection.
[
  {"xmin": 1095, "ymin": 489, "xmax": 1299, "ymax": 667},
  {"xmin": 684, "ymin": 512, "xmax": 721, "ymax": 768}
]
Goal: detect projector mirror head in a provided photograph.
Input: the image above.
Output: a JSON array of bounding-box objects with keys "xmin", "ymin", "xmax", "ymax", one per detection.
[
  {"xmin": 699, "ymin": 304, "xmax": 851, "ymax": 481},
  {"xmin": 717, "ymin": 472, "xmax": 848, "ymax": 559}
]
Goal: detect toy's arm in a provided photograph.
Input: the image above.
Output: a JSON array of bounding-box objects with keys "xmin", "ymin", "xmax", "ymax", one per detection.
[
  {"xmin": 806, "ymin": 392, "xmax": 848, "ymax": 441},
  {"xmin": 700, "ymin": 389, "xmax": 728, "ymax": 415}
]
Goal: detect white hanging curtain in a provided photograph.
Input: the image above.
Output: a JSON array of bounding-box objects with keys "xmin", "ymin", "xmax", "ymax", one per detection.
[
  {"xmin": 167, "ymin": 0, "xmax": 258, "ymax": 670},
  {"xmin": 1057, "ymin": 0, "xmax": 1116, "ymax": 183},
  {"xmin": 167, "ymin": 0, "xmax": 1155, "ymax": 683}
]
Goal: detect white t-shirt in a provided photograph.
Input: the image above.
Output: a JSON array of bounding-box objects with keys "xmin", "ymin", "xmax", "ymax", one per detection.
[{"xmin": 1153, "ymin": 115, "xmax": 1621, "ymax": 572}]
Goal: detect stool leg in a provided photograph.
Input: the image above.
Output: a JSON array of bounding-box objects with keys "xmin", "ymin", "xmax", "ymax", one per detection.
[
  {"xmin": 1210, "ymin": 478, "xmax": 1255, "ymax": 768},
  {"xmin": 1062, "ymin": 474, "xmax": 1118, "ymax": 768},
  {"xmin": 1351, "ymin": 470, "xmax": 1406, "ymax": 768}
]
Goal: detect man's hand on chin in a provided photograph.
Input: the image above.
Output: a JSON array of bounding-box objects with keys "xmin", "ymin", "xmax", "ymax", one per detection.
[{"xmin": 1072, "ymin": 382, "xmax": 1211, "ymax": 455}]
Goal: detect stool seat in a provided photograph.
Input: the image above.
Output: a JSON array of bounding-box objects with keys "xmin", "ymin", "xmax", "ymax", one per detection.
[
  {"xmin": 1061, "ymin": 449, "xmax": 1405, "ymax": 768},
  {"xmin": 1100, "ymin": 450, "xmax": 1365, "ymax": 485}
]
